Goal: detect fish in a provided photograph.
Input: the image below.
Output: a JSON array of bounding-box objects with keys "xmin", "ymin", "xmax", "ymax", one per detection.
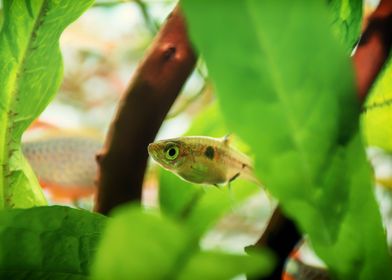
[
  {"xmin": 22, "ymin": 120, "xmax": 102, "ymax": 201},
  {"xmin": 147, "ymin": 136, "xmax": 260, "ymax": 186}
]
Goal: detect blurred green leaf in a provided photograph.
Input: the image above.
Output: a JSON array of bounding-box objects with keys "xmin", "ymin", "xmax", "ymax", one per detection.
[
  {"xmin": 315, "ymin": 133, "xmax": 391, "ymax": 279},
  {"xmin": 185, "ymin": 180, "xmax": 260, "ymax": 239},
  {"xmin": 0, "ymin": 206, "xmax": 106, "ymax": 279},
  {"xmin": 159, "ymin": 169, "xmax": 260, "ymax": 238},
  {"xmin": 362, "ymin": 55, "xmax": 392, "ymax": 151},
  {"xmin": 182, "ymin": 0, "xmax": 391, "ymax": 279},
  {"xmin": 178, "ymin": 250, "xmax": 274, "ymax": 280},
  {"xmin": 185, "ymin": 102, "xmax": 251, "ymax": 152},
  {"xmin": 92, "ymin": 204, "xmax": 271, "ymax": 280},
  {"xmin": 159, "ymin": 169, "xmax": 202, "ymax": 219},
  {"xmin": 328, "ymin": 0, "xmax": 362, "ymax": 52},
  {"xmin": 185, "ymin": 103, "xmax": 228, "ymax": 137},
  {"xmin": 0, "ymin": 0, "xmax": 93, "ymax": 208},
  {"xmin": 92, "ymin": 205, "xmax": 188, "ymax": 280}
]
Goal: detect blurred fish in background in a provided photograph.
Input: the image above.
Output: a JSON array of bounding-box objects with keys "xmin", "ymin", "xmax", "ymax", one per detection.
[{"xmin": 22, "ymin": 121, "xmax": 103, "ymax": 209}]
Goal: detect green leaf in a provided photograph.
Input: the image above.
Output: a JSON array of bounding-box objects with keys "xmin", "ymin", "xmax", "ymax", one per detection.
[
  {"xmin": 362, "ymin": 55, "xmax": 392, "ymax": 151},
  {"xmin": 328, "ymin": 0, "xmax": 363, "ymax": 52},
  {"xmin": 181, "ymin": 0, "xmax": 391, "ymax": 279},
  {"xmin": 92, "ymin": 204, "xmax": 189, "ymax": 280},
  {"xmin": 178, "ymin": 250, "xmax": 274, "ymax": 280},
  {"xmin": 0, "ymin": 0, "xmax": 94, "ymax": 208},
  {"xmin": 184, "ymin": 103, "xmax": 228, "ymax": 137},
  {"xmin": 185, "ymin": 180, "xmax": 260, "ymax": 239},
  {"xmin": 160, "ymin": 170, "xmax": 260, "ymax": 238},
  {"xmin": 0, "ymin": 206, "xmax": 106, "ymax": 279},
  {"xmin": 314, "ymin": 133, "xmax": 391, "ymax": 279},
  {"xmin": 92, "ymin": 204, "xmax": 271, "ymax": 280},
  {"xmin": 185, "ymin": 102, "xmax": 252, "ymax": 152},
  {"xmin": 159, "ymin": 169, "xmax": 202, "ymax": 219}
]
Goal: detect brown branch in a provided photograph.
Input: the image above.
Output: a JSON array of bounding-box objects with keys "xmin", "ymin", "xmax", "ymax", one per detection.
[
  {"xmin": 247, "ymin": 207, "xmax": 301, "ymax": 280},
  {"xmin": 354, "ymin": 0, "xmax": 392, "ymax": 102},
  {"xmin": 94, "ymin": 6, "xmax": 197, "ymax": 215}
]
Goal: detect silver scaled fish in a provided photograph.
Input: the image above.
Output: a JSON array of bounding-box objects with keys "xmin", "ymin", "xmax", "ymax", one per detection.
[{"xmin": 22, "ymin": 122, "xmax": 102, "ymax": 200}]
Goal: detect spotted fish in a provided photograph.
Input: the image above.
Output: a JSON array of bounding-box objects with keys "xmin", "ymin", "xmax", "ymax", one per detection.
[{"xmin": 147, "ymin": 136, "xmax": 260, "ymax": 186}]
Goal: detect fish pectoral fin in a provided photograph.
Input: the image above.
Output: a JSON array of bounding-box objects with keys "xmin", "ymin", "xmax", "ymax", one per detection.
[
  {"xmin": 222, "ymin": 134, "xmax": 232, "ymax": 146},
  {"xmin": 229, "ymin": 172, "xmax": 240, "ymax": 183},
  {"xmin": 179, "ymin": 164, "xmax": 209, "ymax": 184},
  {"xmin": 190, "ymin": 164, "xmax": 208, "ymax": 175}
]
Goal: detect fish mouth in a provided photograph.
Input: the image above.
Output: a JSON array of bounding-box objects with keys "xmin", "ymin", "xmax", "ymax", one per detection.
[
  {"xmin": 147, "ymin": 143, "xmax": 158, "ymax": 160},
  {"xmin": 147, "ymin": 143, "xmax": 154, "ymax": 154}
]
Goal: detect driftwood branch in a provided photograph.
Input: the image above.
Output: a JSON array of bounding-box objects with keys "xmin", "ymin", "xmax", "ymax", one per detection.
[
  {"xmin": 247, "ymin": 207, "xmax": 300, "ymax": 280},
  {"xmin": 95, "ymin": 6, "xmax": 197, "ymax": 215},
  {"xmin": 354, "ymin": 0, "xmax": 392, "ymax": 101}
]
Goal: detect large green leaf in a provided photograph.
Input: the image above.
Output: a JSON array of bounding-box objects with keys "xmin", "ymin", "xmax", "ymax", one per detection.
[
  {"xmin": 181, "ymin": 0, "xmax": 391, "ymax": 279},
  {"xmin": 362, "ymin": 55, "xmax": 392, "ymax": 151},
  {"xmin": 0, "ymin": 0, "xmax": 93, "ymax": 208},
  {"xmin": 92, "ymin": 204, "xmax": 273, "ymax": 280},
  {"xmin": 315, "ymin": 133, "xmax": 391, "ymax": 278},
  {"xmin": 328, "ymin": 0, "xmax": 363, "ymax": 52},
  {"xmin": 0, "ymin": 206, "xmax": 106, "ymax": 279}
]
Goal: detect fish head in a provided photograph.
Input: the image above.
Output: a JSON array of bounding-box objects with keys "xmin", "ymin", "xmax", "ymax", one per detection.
[{"xmin": 147, "ymin": 139, "xmax": 189, "ymax": 171}]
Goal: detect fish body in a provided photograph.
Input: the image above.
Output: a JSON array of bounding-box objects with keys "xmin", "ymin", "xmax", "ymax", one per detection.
[
  {"xmin": 147, "ymin": 136, "xmax": 259, "ymax": 185},
  {"xmin": 23, "ymin": 130, "xmax": 102, "ymax": 200}
]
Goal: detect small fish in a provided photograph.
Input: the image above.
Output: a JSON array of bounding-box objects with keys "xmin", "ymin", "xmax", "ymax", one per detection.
[
  {"xmin": 147, "ymin": 136, "xmax": 260, "ymax": 186},
  {"xmin": 22, "ymin": 120, "xmax": 102, "ymax": 200}
]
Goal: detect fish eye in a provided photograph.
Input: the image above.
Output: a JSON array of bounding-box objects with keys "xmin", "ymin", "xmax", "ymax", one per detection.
[{"xmin": 165, "ymin": 145, "xmax": 179, "ymax": 160}]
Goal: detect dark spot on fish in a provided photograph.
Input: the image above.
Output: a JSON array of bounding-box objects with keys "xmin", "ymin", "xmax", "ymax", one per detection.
[
  {"xmin": 242, "ymin": 163, "xmax": 246, "ymax": 169},
  {"xmin": 204, "ymin": 146, "xmax": 214, "ymax": 160}
]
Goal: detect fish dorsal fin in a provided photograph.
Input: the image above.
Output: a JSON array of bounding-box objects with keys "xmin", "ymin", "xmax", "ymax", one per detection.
[{"xmin": 222, "ymin": 134, "xmax": 231, "ymax": 146}]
